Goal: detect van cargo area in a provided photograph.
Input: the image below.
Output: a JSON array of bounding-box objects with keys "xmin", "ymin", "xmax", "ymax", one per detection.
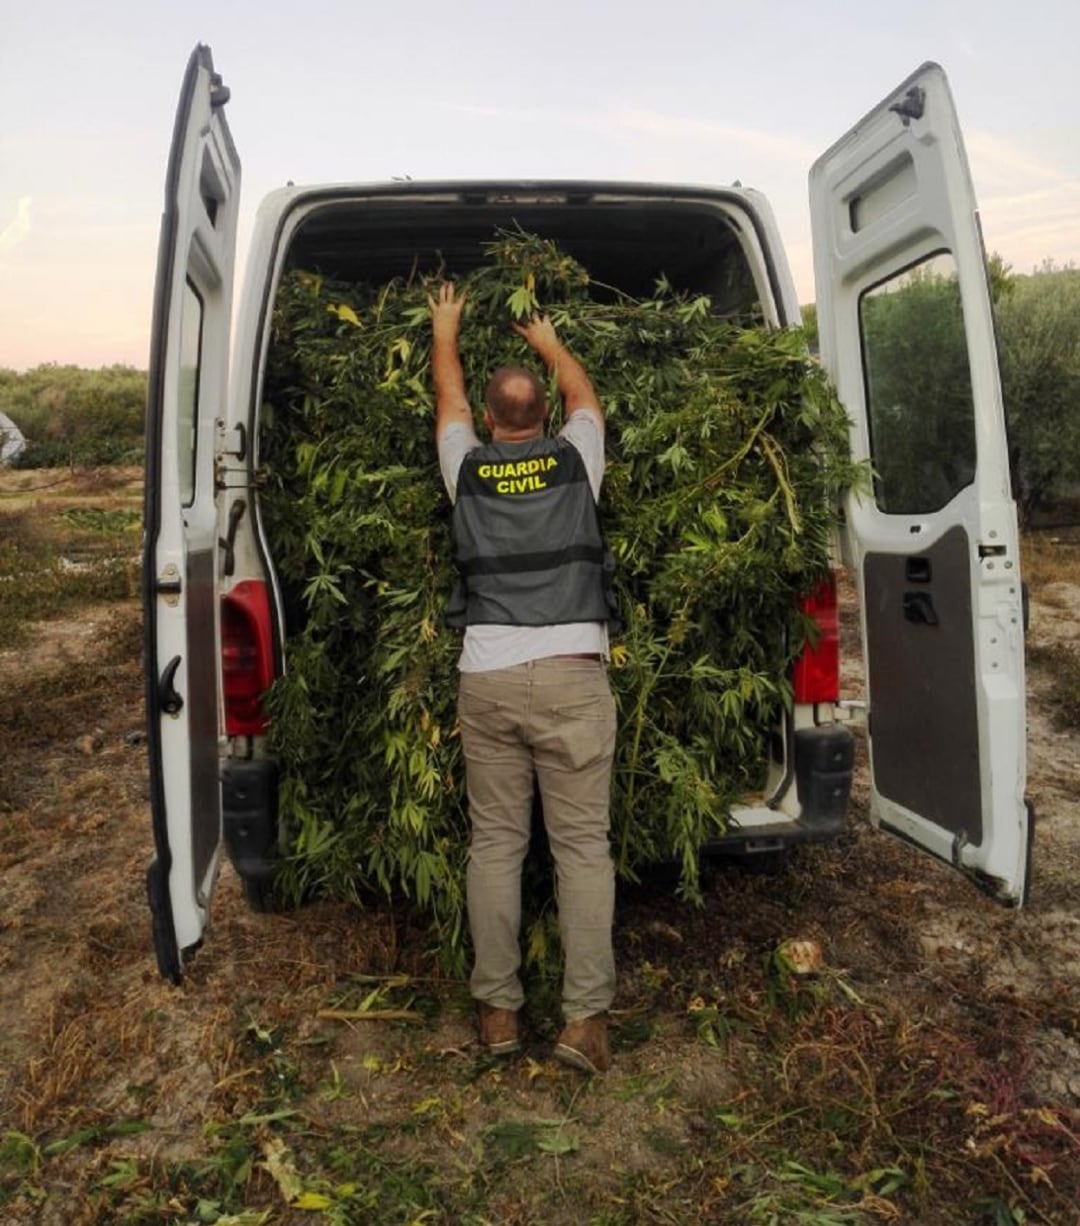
[
  {"xmin": 218, "ymin": 182, "xmax": 855, "ymax": 923},
  {"xmin": 274, "ymin": 186, "xmax": 773, "ymax": 319}
]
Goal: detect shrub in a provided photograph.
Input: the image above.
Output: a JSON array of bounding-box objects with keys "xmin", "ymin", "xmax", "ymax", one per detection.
[{"xmin": 0, "ymin": 365, "xmax": 145, "ymax": 469}]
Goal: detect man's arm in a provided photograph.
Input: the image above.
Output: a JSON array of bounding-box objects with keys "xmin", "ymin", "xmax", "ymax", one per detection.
[
  {"xmin": 428, "ymin": 282, "xmax": 473, "ymax": 436},
  {"xmin": 513, "ymin": 314, "xmax": 600, "ymax": 422}
]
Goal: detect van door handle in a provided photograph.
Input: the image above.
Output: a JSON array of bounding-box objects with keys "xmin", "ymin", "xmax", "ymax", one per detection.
[
  {"xmin": 158, "ymin": 655, "xmax": 184, "ymax": 716},
  {"xmin": 219, "ymin": 499, "xmax": 246, "ymax": 578},
  {"xmin": 902, "ymin": 591, "xmax": 938, "ymax": 627}
]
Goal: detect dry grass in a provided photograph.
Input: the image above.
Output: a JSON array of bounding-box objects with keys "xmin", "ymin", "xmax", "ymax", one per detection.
[
  {"xmin": 1021, "ymin": 525, "xmax": 1080, "ymax": 590},
  {"xmin": 1022, "ymin": 526, "xmax": 1080, "ymax": 731},
  {"xmin": 0, "ymin": 466, "xmax": 141, "ymax": 644},
  {"xmin": 1, "ymin": 472, "xmax": 1078, "ymax": 1224},
  {"xmin": 0, "ymin": 465, "xmax": 141, "ymax": 501},
  {"xmin": 1027, "ymin": 642, "xmax": 1080, "ymax": 730},
  {"xmin": 0, "ymin": 608, "xmax": 142, "ymax": 809}
]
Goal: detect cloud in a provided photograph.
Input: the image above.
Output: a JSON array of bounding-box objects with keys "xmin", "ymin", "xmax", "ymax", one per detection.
[
  {"xmin": 965, "ymin": 133, "xmax": 1078, "ymax": 267},
  {"xmin": 980, "ymin": 181, "xmax": 1080, "ymax": 216},
  {"xmin": 443, "ymin": 101, "xmax": 815, "ymax": 166},
  {"xmin": 0, "ymin": 196, "xmax": 32, "ymax": 253},
  {"xmin": 602, "ymin": 108, "xmax": 817, "ymax": 165},
  {"xmin": 979, "ymin": 180, "xmax": 1080, "ymax": 270},
  {"xmin": 967, "ymin": 132, "xmax": 1067, "ymax": 189}
]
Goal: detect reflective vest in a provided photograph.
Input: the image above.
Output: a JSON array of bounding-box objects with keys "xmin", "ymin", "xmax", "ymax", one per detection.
[{"xmin": 446, "ymin": 435, "xmax": 617, "ymax": 628}]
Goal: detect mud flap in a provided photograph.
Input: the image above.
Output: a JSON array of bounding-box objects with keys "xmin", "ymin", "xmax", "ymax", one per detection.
[{"xmin": 146, "ymin": 858, "xmax": 181, "ymax": 985}]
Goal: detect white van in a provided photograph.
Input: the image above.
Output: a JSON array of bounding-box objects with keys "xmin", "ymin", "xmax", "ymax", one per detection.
[{"xmin": 143, "ymin": 45, "xmax": 1030, "ymax": 983}]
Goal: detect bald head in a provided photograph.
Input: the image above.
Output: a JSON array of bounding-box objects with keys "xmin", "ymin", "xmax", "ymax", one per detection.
[{"xmin": 484, "ymin": 366, "xmax": 547, "ymax": 432}]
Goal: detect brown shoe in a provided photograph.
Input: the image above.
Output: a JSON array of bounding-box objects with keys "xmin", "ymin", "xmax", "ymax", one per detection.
[
  {"xmin": 477, "ymin": 1002, "xmax": 521, "ymax": 1056},
  {"xmin": 553, "ymin": 1013, "xmax": 610, "ymax": 1073}
]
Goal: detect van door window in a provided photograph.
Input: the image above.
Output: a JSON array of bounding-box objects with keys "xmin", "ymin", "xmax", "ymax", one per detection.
[
  {"xmin": 859, "ymin": 252, "xmax": 977, "ymax": 514},
  {"xmin": 178, "ymin": 279, "xmax": 204, "ymax": 507}
]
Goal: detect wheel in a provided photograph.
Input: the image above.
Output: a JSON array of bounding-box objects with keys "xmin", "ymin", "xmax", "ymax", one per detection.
[{"xmin": 241, "ymin": 873, "xmax": 284, "ymax": 913}]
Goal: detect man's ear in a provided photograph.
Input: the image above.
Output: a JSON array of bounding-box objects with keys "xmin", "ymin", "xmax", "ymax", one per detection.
[{"xmin": 483, "ymin": 407, "xmax": 495, "ymax": 435}]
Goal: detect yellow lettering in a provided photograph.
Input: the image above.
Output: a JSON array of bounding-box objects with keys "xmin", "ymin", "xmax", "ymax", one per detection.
[
  {"xmin": 491, "ymin": 475, "xmax": 551, "ymax": 495},
  {"xmin": 477, "ymin": 456, "xmax": 558, "ymax": 485}
]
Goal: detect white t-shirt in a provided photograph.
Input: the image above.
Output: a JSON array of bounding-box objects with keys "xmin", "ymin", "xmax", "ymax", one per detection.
[{"xmin": 438, "ymin": 408, "xmax": 610, "ymax": 672}]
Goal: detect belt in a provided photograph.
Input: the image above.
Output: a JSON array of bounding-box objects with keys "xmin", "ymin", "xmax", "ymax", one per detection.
[{"xmin": 551, "ymin": 653, "xmax": 603, "ymax": 661}]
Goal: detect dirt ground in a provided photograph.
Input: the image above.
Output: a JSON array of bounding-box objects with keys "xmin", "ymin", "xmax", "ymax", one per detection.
[{"xmin": 1, "ymin": 472, "xmax": 1078, "ymax": 1224}]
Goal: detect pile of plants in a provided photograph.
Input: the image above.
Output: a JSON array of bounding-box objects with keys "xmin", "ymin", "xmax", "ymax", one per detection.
[{"xmin": 259, "ymin": 231, "xmax": 863, "ymax": 966}]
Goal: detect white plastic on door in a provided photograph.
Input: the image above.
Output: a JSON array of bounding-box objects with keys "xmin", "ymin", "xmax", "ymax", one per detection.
[
  {"xmin": 144, "ymin": 44, "xmax": 240, "ymax": 980},
  {"xmin": 810, "ymin": 63, "xmax": 1029, "ymax": 903}
]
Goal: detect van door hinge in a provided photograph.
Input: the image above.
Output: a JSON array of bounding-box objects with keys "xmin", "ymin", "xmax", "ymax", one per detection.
[
  {"xmin": 219, "ymin": 421, "xmax": 247, "ymax": 460},
  {"xmin": 156, "ymin": 563, "xmax": 182, "ymax": 606},
  {"xmin": 951, "ymin": 830, "xmax": 969, "ymax": 869},
  {"xmin": 215, "ymin": 424, "xmax": 248, "ymax": 490},
  {"xmin": 889, "ymin": 86, "xmax": 925, "ymax": 126},
  {"xmin": 209, "ymin": 73, "xmax": 231, "ymax": 110},
  {"xmin": 834, "ymin": 699, "xmax": 867, "ymax": 726}
]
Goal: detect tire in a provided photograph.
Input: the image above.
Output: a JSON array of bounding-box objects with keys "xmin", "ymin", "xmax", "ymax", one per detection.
[{"xmin": 241, "ymin": 874, "xmax": 284, "ymax": 913}]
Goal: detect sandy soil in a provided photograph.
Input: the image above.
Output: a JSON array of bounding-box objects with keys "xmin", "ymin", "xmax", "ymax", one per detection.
[{"xmin": 1, "ymin": 509, "xmax": 1078, "ymax": 1223}]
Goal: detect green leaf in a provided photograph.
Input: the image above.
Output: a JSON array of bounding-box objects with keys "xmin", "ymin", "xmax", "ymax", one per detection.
[
  {"xmin": 328, "ymin": 302, "xmax": 362, "ymax": 327},
  {"xmin": 294, "ymin": 1191, "xmax": 335, "ymax": 1210}
]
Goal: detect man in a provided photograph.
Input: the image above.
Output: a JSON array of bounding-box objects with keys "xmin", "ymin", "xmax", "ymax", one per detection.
[{"xmin": 429, "ymin": 281, "xmax": 617, "ymax": 1074}]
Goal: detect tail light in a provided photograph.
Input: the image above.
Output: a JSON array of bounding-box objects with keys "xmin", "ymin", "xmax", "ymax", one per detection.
[
  {"xmin": 222, "ymin": 580, "xmax": 275, "ymax": 736},
  {"xmin": 792, "ymin": 573, "xmax": 840, "ymax": 704}
]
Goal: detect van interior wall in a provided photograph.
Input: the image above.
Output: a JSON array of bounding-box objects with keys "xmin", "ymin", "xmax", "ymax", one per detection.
[{"xmin": 282, "ymin": 198, "xmax": 760, "ymax": 316}]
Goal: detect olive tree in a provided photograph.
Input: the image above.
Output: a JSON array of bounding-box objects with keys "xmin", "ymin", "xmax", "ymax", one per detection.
[{"xmin": 996, "ymin": 264, "xmax": 1080, "ymax": 523}]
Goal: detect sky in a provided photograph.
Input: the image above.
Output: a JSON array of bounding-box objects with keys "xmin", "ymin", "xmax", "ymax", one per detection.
[{"xmin": 0, "ymin": 0, "xmax": 1076, "ymax": 371}]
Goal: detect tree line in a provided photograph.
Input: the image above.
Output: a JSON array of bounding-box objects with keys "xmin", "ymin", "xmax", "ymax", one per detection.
[
  {"xmin": 0, "ymin": 364, "xmax": 146, "ymax": 467},
  {"xmin": 1, "ymin": 261, "xmax": 1077, "ymax": 523},
  {"xmin": 997, "ymin": 262, "xmax": 1080, "ymax": 523},
  {"xmin": 802, "ymin": 259, "xmax": 1078, "ymax": 524}
]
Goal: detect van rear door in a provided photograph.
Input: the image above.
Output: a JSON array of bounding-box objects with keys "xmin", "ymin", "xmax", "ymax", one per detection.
[
  {"xmin": 809, "ymin": 63, "xmax": 1029, "ymax": 904},
  {"xmin": 144, "ymin": 44, "xmax": 240, "ymax": 981}
]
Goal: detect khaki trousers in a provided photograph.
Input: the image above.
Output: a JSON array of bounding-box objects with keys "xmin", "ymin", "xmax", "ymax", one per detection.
[{"xmin": 458, "ymin": 657, "xmax": 617, "ymax": 1021}]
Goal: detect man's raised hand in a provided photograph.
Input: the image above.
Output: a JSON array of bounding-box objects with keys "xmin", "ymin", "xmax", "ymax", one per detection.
[
  {"xmin": 428, "ymin": 282, "xmax": 466, "ymax": 343},
  {"xmin": 512, "ymin": 314, "xmax": 561, "ymax": 367}
]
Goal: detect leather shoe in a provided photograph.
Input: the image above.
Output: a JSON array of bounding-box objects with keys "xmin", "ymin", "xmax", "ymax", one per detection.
[
  {"xmin": 477, "ymin": 1002, "xmax": 521, "ymax": 1056},
  {"xmin": 553, "ymin": 1013, "xmax": 610, "ymax": 1073}
]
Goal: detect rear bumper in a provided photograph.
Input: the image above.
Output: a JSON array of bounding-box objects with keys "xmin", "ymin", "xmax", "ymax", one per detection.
[
  {"xmin": 219, "ymin": 726, "xmax": 855, "ymax": 881},
  {"xmin": 705, "ymin": 724, "xmax": 855, "ymax": 857},
  {"xmin": 221, "ymin": 758, "xmax": 279, "ymax": 882}
]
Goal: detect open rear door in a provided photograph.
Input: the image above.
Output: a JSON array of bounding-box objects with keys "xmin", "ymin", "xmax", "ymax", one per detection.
[
  {"xmin": 810, "ymin": 63, "xmax": 1029, "ymax": 904},
  {"xmin": 144, "ymin": 45, "xmax": 240, "ymax": 980}
]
